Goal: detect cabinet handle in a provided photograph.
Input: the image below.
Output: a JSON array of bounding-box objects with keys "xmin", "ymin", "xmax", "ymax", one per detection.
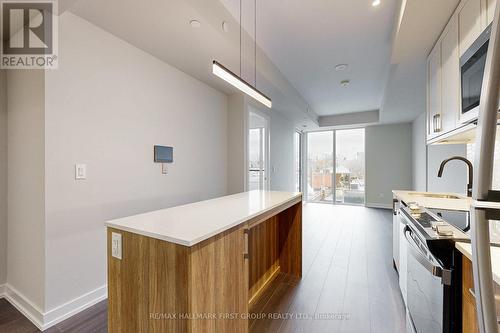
[
  {"xmin": 433, "ymin": 114, "xmax": 441, "ymax": 133},
  {"xmin": 469, "ymin": 288, "xmax": 476, "ymax": 299},
  {"xmin": 243, "ymin": 228, "xmax": 249, "ymax": 260}
]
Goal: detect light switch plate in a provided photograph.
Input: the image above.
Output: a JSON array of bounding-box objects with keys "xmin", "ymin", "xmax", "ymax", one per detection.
[
  {"xmin": 161, "ymin": 163, "xmax": 168, "ymax": 174},
  {"xmin": 75, "ymin": 164, "xmax": 86, "ymax": 180},
  {"xmin": 111, "ymin": 232, "xmax": 122, "ymax": 259}
]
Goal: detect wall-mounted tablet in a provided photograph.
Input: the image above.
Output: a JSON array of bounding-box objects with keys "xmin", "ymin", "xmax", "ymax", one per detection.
[{"xmin": 154, "ymin": 145, "xmax": 173, "ymax": 163}]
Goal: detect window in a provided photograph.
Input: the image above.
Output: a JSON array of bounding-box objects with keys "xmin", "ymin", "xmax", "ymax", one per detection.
[
  {"xmin": 305, "ymin": 129, "xmax": 365, "ymax": 205},
  {"xmin": 306, "ymin": 131, "xmax": 334, "ymax": 202},
  {"xmin": 335, "ymin": 129, "xmax": 365, "ymax": 205}
]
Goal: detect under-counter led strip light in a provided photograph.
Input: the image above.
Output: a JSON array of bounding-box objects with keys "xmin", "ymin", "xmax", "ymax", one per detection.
[{"xmin": 212, "ymin": 61, "xmax": 272, "ymax": 108}]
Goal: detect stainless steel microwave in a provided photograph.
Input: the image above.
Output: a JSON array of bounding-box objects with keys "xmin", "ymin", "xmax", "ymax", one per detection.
[{"xmin": 460, "ymin": 24, "xmax": 492, "ymax": 124}]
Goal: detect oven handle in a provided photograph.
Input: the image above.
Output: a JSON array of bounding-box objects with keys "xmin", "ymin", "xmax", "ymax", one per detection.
[{"xmin": 403, "ymin": 226, "xmax": 452, "ymax": 286}]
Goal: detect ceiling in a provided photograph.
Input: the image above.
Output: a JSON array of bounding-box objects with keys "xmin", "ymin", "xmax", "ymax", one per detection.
[
  {"xmin": 61, "ymin": 0, "xmax": 461, "ymax": 127},
  {"xmin": 64, "ymin": 0, "xmax": 319, "ymax": 129},
  {"xmin": 221, "ymin": 0, "xmax": 398, "ymax": 117}
]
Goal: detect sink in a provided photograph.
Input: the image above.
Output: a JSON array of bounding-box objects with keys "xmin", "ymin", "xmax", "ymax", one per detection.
[{"xmin": 409, "ymin": 192, "xmax": 462, "ymax": 200}]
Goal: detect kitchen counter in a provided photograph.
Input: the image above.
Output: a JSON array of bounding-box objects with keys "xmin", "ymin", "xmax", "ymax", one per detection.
[
  {"xmin": 105, "ymin": 190, "xmax": 302, "ymax": 246},
  {"xmin": 455, "ymin": 242, "xmax": 500, "ymax": 286},
  {"xmin": 393, "ymin": 190, "xmax": 471, "ymax": 211}
]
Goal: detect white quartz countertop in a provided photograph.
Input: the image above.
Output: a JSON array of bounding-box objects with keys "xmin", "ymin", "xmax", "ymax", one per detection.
[
  {"xmin": 455, "ymin": 242, "xmax": 500, "ymax": 286},
  {"xmin": 393, "ymin": 190, "xmax": 471, "ymax": 211},
  {"xmin": 105, "ymin": 190, "xmax": 302, "ymax": 246}
]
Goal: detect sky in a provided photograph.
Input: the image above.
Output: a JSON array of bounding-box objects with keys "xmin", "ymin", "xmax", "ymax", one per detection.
[{"xmin": 308, "ymin": 129, "xmax": 365, "ymax": 160}]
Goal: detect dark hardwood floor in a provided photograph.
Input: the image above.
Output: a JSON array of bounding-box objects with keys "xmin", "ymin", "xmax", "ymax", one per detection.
[
  {"xmin": 0, "ymin": 203, "xmax": 405, "ymax": 333},
  {"xmin": 249, "ymin": 203, "xmax": 405, "ymax": 333}
]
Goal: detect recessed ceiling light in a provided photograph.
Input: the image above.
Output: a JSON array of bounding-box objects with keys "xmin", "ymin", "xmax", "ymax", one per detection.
[
  {"xmin": 335, "ymin": 64, "xmax": 348, "ymax": 71},
  {"xmin": 222, "ymin": 21, "xmax": 229, "ymax": 32},
  {"xmin": 340, "ymin": 80, "xmax": 350, "ymax": 87},
  {"xmin": 189, "ymin": 20, "xmax": 201, "ymax": 28},
  {"xmin": 372, "ymin": 0, "xmax": 381, "ymax": 7}
]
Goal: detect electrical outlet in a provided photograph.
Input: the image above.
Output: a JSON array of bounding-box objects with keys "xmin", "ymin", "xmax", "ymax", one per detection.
[{"xmin": 111, "ymin": 232, "xmax": 122, "ymax": 259}]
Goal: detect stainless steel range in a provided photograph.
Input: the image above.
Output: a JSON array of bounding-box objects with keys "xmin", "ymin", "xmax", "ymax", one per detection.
[{"xmin": 400, "ymin": 204, "xmax": 469, "ymax": 333}]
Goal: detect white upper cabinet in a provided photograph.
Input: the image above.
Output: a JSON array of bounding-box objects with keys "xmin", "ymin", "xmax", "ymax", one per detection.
[
  {"xmin": 427, "ymin": 0, "xmax": 497, "ymax": 144},
  {"xmin": 440, "ymin": 16, "xmax": 460, "ymax": 134},
  {"xmin": 458, "ymin": 0, "xmax": 482, "ymax": 56},
  {"xmin": 427, "ymin": 44, "xmax": 442, "ymax": 140},
  {"xmin": 485, "ymin": 0, "xmax": 497, "ymax": 25}
]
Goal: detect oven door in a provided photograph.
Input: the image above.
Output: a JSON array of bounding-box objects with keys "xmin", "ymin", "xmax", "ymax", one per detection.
[{"xmin": 404, "ymin": 226, "xmax": 451, "ymax": 333}]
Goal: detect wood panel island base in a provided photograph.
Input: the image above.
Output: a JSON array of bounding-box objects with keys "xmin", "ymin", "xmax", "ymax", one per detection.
[{"xmin": 105, "ymin": 191, "xmax": 302, "ymax": 333}]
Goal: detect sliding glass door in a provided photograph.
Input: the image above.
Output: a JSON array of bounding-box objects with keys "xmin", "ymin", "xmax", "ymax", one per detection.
[
  {"xmin": 306, "ymin": 129, "xmax": 365, "ymax": 205},
  {"xmin": 335, "ymin": 129, "xmax": 365, "ymax": 205},
  {"xmin": 306, "ymin": 131, "xmax": 334, "ymax": 203}
]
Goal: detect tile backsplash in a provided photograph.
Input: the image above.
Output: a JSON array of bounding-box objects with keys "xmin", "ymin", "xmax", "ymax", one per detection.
[
  {"xmin": 467, "ymin": 130, "xmax": 500, "ymax": 244},
  {"xmin": 467, "ymin": 130, "xmax": 500, "ymax": 189}
]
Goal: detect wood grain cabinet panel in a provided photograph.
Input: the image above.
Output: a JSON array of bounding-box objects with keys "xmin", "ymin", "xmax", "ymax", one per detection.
[
  {"xmin": 462, "ymin": 256, "xmax": 480, "ymax": 333},
  {"xmin": 108, "ymin": 225, "xmax": 248, "ymax": 333},
  {"xmin": 462, "ymin": 255, "xmax": 500, "ymax": 333}
]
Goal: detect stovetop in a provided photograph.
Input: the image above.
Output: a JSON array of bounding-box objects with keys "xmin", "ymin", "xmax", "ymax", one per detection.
[
  {"xmin": 427, "ymin": 208, "xmax": 470, "ymax": 232},
  {"xmin": 401, "ymin": 205, "xmax": 470, "ymax": 242}
]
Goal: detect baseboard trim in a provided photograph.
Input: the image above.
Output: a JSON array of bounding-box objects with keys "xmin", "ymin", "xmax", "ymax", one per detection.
[
  {"xmin": 365, "ymin": 202, "xmax": 392, "ymax": 209},
  {"xmin": 3, "ymin": 284, "xmax": 44, "ymax": 329},
  {"xmin": 0, "ymin": 284, "xmax": 5, "ymax": 298},
  {"xmin": 2, "ymin": 284, "xmax": 107, "ymax": 331},
  {"xmin": 43, "ymin": 285, "xmax": 108, "ymax": 329}
]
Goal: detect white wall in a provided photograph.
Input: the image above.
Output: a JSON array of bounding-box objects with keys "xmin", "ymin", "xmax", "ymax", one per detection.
[
  {"xmin": 0, "ymin": 70, "xmax": 7, "ymax": 285},
  {"xmin": 43, "ymin": 13, "xmax": 228, "ymax": 311},
  {"xmin": 412, "ymin": 113, "xmax": 427, "ymax": 191},
  {"xmin": 227, "ymin": 94, "xmax": 247, "ymax": 194},
  {"xmin": 6, "ymin": 70, "xmax": 46, "ymax": 309},
  {"xmin": 365, "ymin": 123, "xmax": 412, "ymax": 208},
  {"xmin": 427, "ymin": 144, "xmax": 468, "ymax": 195},
  {"xmin": 269, "ymin": 111, "xmax": 295, "ymax": 192}
]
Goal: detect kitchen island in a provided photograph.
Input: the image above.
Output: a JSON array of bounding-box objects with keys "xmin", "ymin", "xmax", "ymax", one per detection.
[{"xmin": 105, "ymin": 190, "xmax": 302, "ymax": 333}]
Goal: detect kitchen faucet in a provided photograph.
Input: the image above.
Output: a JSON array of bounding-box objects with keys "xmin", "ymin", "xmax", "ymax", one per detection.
[{"xmin": 437, "ymin": 156, "xmax": 473, "ymax": 197}]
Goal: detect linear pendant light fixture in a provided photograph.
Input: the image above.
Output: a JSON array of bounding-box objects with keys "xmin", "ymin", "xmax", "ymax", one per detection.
[
  {"xmin": 212, "ymin": 0, "xmax": 272, "ymax": 108},
  {"xmin": 213, "ymin": 61, "xmax": 272, "ymax": 108}
]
